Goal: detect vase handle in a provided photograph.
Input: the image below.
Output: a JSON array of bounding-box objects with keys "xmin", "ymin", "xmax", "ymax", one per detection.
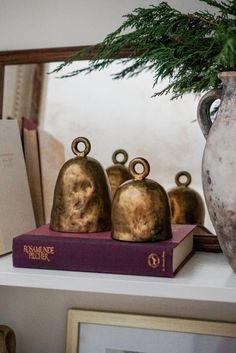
[
  {"xmin": 0, "ymin": 325, "xmax": 16, "ymax": 353},
  {"xmin": 197, "ymin": 89, "xmax": 222, "ymax": 139}
]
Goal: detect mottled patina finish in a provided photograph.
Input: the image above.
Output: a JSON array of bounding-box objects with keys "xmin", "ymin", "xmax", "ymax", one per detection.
[
  {"xmin": 106, "ymin": 149, "xmax": 132, "ymax": 199},
  {"xmin": 168, "ymin": 171, "xmax": 205, "ymax": 225},
  {"xmin": 198, "ymin": 72, "xmax": 236, "ymax": 272},
  {"xmin": 50, "ymin": 137, "xmax": 111, "ymax": 233},
  {"xmin": 112, "ymin": 157, "xmax": 172, "ymax": 242}
]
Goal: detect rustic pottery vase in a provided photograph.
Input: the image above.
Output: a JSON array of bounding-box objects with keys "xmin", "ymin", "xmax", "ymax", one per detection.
[{"xmin": 197, "ymin": 71, "xmax": 236, "ymax": 272}]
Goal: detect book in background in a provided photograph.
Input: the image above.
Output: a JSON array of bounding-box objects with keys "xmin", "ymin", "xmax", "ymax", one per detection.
[
  {"xmin": 37, "ymin": 128, "xmax": 65, "ymax": 224},
  {"xmin": 193, "ymin": 225, "xmax": 222, "ymax": 252},
  {"xmin": 12, "ymin": 224, "xmax": 196, "ymax": 277},
  {"xmin": 0, "ymin": 119, "xmax": 35, "ymax": 255},
  {"xmin": 22, "ymin": 118, "xmax": 45, "ymax": 227},
  {"xmin": 21, "ymin": 118, "xmax": 65, "ymax": 225}
]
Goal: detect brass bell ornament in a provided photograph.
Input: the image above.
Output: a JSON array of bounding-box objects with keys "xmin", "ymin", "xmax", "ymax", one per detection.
[
  {"xmin": 50, "ymin": 137, "xmax": 111, "ymax": 233},
  {"xmin": 106, "ymin": 149, "xmax": 132, "ymax": 199},
  {"xmin": 168, "ymin": 171, "xmax": 205, "ymax": 225},
  {"xmin": 112, "ymin": 157, "xmax": 172, "ymax": 242}
]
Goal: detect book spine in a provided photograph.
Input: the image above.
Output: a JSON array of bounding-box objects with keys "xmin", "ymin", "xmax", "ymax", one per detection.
[{"xmin": 13, "ymin": 237, "xmax": 174, "ymax": 277}]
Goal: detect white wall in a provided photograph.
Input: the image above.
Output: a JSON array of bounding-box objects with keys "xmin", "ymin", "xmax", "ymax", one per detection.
[{"xmin": 0, "ymin": 0, "xmax": 212, "ymax": 50}]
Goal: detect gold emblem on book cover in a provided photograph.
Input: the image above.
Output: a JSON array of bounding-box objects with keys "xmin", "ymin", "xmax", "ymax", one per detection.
[
  {"xmin": 148, "ymin": 253, "xmax": 161, "ymax": 268},
  {"xmin": 106, "ymin": 149, "xmax": 132, "ymax": 199},
  {"xmin": 111, "ymin": 157, "xmax": 172, "ymax": 242},
  {"xmin": 50, "ymin": 137, "xmax": 111, "ymax": 233},
  {"xmin": 168, "ymin": 171, "xmax": 205, "ymax": 225}
]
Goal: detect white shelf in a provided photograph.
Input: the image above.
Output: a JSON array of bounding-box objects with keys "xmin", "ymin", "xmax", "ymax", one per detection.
[{"xmin": 0, "ymin": 251, "xmax": 235, "ymax": 303}]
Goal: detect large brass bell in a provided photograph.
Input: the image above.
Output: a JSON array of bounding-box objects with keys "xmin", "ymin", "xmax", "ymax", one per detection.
[
  {"xmin": 112, "ymin": 157, "xmax": 172, "ymax": 242},
  {"xmin": 168, "ymin": 171, "xmax": 205, "ymax": 225},
  {"xmin": 106, "ymin": 149, "xmax": 132, "ymax": 199},
  {"xmin": 50, "ymin": 137, "xmax": 111, "ymax": 232}
]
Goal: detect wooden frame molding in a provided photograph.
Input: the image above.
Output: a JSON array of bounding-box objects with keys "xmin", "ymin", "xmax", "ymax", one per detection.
[
  {"xmin": 0, "ymin": 45, "xmax": 132, "ymax": 118},
  {"xmin": 0, "ymin": 64, "xmax": 4, "ymax": 119},
  {"xmin": 0, "ymin": 46, "xmax": 132, "ymax": 65},
  {"xmin": 66, "ymin": 309, "xmax": 236, "ymax": 353}
]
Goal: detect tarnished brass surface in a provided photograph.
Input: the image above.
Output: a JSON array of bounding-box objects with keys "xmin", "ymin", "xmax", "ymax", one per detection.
[
  {"xmin": 168, "ymin": 171, "xmax": 205, "ymax": 225},
  {"xmin": 112, "ymin": 157, "xmax": 172, "ymax": 242},
  {"xmin": 50, "ymin": 137, "xmax": 111, "ymax": 232},
  {"xmin": 106, "ymin": 149, "xmax": 132, "ymax": 199}
]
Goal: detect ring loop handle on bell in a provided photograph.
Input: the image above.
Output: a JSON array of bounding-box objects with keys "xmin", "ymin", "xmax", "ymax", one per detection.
[
  {"xmin": 175, "ymin": 171, "xmax": 192, "ymax": 187},
  {"xmin": 129, "ymin": 157, "xmax": 150, "ymax": 181},
  {"xmin": 71, "ymin": 137, "xmax": 91, "ymax": 158},
  {"xmin": 112, "ymin": 149, "xmax": 128, "ymax": 165}
]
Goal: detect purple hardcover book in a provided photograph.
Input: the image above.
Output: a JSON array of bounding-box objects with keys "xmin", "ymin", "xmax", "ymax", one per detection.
[{"xmin": 12, "ymin": 224, "xmax": 195, "ymax": 277}]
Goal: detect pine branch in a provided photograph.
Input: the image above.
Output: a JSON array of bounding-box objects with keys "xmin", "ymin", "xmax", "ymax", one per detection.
[{"xmin": 53, "ymin": 0, "xmax": 236, "ymax": 99}]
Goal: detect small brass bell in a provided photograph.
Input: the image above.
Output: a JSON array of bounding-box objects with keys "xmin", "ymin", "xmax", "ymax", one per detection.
[
  {"xmin": 112, "ymin": 157, "xmax": 172, "ymax": 242},
  {"xmin": 50, "ymin": 137, "xmax": 111, "ymax": 232},
  {"xmin": 106, "ymin": 149, "xmax": 132, "ymax": 199},
  {"xmin": 168, "ymin": 171, "xmax": 205, "ymax": 225}
]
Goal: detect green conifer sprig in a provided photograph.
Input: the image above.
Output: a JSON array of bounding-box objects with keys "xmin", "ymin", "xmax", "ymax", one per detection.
[{"xmin": 53, "ymin": 0, "xmax": 236, "ymax": 99}]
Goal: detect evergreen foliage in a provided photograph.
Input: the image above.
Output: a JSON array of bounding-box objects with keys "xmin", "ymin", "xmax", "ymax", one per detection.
[{"xmin": 54, "ymin": 0, "xmax": 236, "ymax": 99}]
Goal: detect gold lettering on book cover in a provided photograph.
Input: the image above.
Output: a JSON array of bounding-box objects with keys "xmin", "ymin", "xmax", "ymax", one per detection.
[
  {"xmin": 23, "ymin": 245, "xmax": 54, "ymax": 262},
  {"xmin": 148, "ymin": 253, "xmax": 161, "ymax": 268}
]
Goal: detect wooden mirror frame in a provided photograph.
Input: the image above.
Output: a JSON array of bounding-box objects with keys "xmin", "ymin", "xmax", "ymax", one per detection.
[{"xmin": 0, "ymin": 45, "xmax": 132, "ymax": 118}]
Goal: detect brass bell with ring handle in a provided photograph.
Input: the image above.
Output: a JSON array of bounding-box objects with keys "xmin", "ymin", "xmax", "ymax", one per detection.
[
  {"xmin": 168, "ymin": 171, "xmax": 205, "ymax": 225},
  {"xmin": 112, "ymin": 157, "xmax": 172, "ymax": 242},
  {"xmin": 50, "ymin": 137, "xmax": 112, "ymax": 233},
  {"xmin": 106, "ymin": 149, "xmax": 132, "ymax": 199}
]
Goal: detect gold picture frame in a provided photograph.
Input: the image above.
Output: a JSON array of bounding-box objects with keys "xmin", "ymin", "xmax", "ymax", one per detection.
[{"xmin": 66, "ymin": 309, "xmax": 236, "ymax": 353}]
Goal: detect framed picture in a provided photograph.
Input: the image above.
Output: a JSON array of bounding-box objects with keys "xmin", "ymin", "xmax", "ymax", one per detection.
[{"xmin": 66, "ymin": 309, "xmax": 236, "ymax": 353}]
